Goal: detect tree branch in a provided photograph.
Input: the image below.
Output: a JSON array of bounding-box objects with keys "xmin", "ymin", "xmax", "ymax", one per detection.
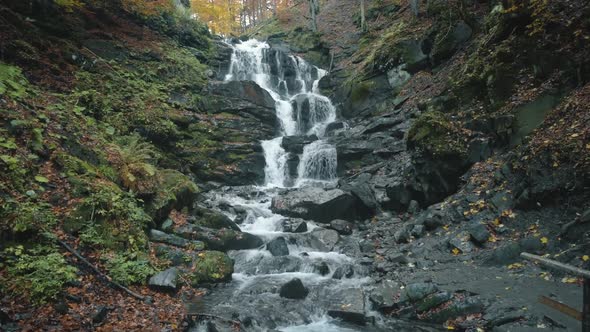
[{"xmin": 56, "ymin": 238, "xmax": 147, "ymax": 302}]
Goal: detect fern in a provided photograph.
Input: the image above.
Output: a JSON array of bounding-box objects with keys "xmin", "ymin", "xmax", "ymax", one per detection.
[{"xmin": 111, "ymin": 135, "xmax": 160, "ymax": 193}]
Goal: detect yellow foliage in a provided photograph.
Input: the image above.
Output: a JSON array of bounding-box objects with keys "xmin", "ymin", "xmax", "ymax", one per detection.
[
  {"xmin": 55, "ymin": 0, "xmax": 84, "ymax": 12},
  {"xmin": 191, "ymin": 0, "xmax": 242, "ymax": 35},
  {"xmin": 121, "ymin": 0, "xmax": 175, "ymax": 16}
]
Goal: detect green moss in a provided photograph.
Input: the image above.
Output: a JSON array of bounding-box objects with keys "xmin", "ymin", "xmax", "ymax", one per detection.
[
  {"xmin": 189, "ymin": 251, "xmax": 233, "ymax": 285},
  {"xmin": 408, "ymin": 111, "xmax": 467, "ymax": 157},
  {"xmin": 350, "ymin": 80, "xmax": 375, "ymax": 104}
]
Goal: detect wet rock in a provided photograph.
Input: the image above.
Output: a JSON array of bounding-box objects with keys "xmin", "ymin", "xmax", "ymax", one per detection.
[
  {"xmin": 281, "ymin": 135, "xmax": 318, "ymax": 154},
  {"xmin": 154, "ymin": 245, "xmax": 194, "ymax": 267},
  {"xmin": 271, "ymin": 187, "xmax": 371, "ymax": 222},
  {"xmin": 189, "ymin": 207, "xmax": 240, "ymax": 230},
  {"xmin": 431, "ymin": 21, "xmax": 473, "ymax": 64},
  {"xmin": 467, "ymin": 137, "xmax": 492, "ymax": 163},
  {"xmin": 149, "ymin": 229, "xmax": 205, "ymax": 249},
  {"xmin": 281, "ymin": 219, "xmax": 307, "ymax": 233},
  {"xmin": 485, "ymin": 242, "xmax": 522, "ymax": 265},
  {"xmin": 92, "ymin": 305, "xmax": 108, "ymax": 324},
  {"xmin": 160, "ymin": 218, "xmax": 174, "ymax": 232},
  {"xmin": 370, "ymin": 280, "xmax": 401, "ymax": 311},
  {"xmin": 340, "ymin": 179, "xmax": 378, "ymax": 213},
  {"xmin": 310, "ymin": 228, "xmax": 340, "ymax": 251},
  {"xmin": 359, "ymin": 239, "xmax": 375, "ymax": 254},
  {"xmin": 385, "ymin": 181, "xmax": 412, "ymax": 212},
  {"xmin": 387, "ymin": 252, "xmax": 409, "ymax": 264},
  {"xmin": 468, "ymin": 222, "xmax": 491, "ymax": 245},
  {"xmin": 332, "ymin": 265, "xmax": 354, "ymax": 279},
  {"xmin": 408, "ymin": 200, "xmax": 420, "ymax": 214},
  {"xmin": 387, "ymin": 64, "xmax": 411, "ymax": 93},
  {"xmin": 448, "ymin": 232, "xmax": 476, "ymax": 254},
  {"xmin": 149, "ymin": 267, "xmax": 179, "ymax": 292},
  {"xmin": 490, "ymin": 191, "xmax": 514, "ymax": 212},
  {"xmin": 313, "ymin": 262, "xmax": 330, "ymax": 276},
  {"xmin": 396, "ymin": 39, "xmax": 429, "ymax": 73},
  {"xmin": 422, "ymin": 297, "xmax": 484, "ymax": 323},
  {"xmin": 267, "ymin": 237, "xmax": 290, "ymax": 256},
  {"xmin": 325, "ymin": 122, "xmax": 345, "ymax": 136},
  {"xmin": 329, "ymin": 219, "xmax": 354, "ymax": 235},
  {"xmin": 174, "ymin": 224, "xmax": 263, "ymax": 251},
  {"xmin": 410, "ymin": 224, "xmax": 424, "ymax": 238},
  {"xmin": 398, "ymin": 283, "xmax": 439, "ymax": 304},
  {"xmin": 361, "ymin": 117, "xmax": 404, "ymax": 135},
  {"xmin": 327, "ymin": 287, "xmax": 367, "ymax": 325},
  {"xmin": 279, "ymin": 278, "xmax": 308, "ymax": 299},
  {"xmin": 233, "ymin": 253, "xmax": 302, "ymax": 275},
  {"xmin": 394, "ymin": 228, "xmax": 410, "ymax": 243},
  {"xmin": 189, "ymin": 251, "xmax": 234, "ymax": 286},
  {"xmin": 415, "ymin": 291, "xmax": 453, "ymax": 312},
  {"xmin": 519, "ymin": 236, "xmax": 544, "ymax": 254},
  {"xmin": 207, "ymin": 81, "xmax": 276, "ymax": 124}
]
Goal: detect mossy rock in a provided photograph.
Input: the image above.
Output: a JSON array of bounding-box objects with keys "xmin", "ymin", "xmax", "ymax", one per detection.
[
  {"xmin": 149, "ymin": 169, "xmax": 199, "ymax": 223},
  {"xmin": 189, "ymin": 250, "xmax": 233, "ymax": 285},
  {"xmin": 190, "ymin": 206, "xmax": 239, "ymax": 230},
  {"xmin": 407, "ymin": 111, "xmax": 467, "ymax": 157}
]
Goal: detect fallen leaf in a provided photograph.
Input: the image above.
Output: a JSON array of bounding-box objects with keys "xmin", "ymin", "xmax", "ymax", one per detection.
[
  {"xmin": 35, "ymin": 175, "xmax": 49, "ymax": 183},
  {"xmin": 540, "ymin": 237, "xmax": 548, "ymax": 244},
  {"xmin": 583, "ymin": 255, "xmax": 589, "ymax": 262},
  {"xmin": 561, "ymin": 277, "xmax": 577, "ymax": 284}
]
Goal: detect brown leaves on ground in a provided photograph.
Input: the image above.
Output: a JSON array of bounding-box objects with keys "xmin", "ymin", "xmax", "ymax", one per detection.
[{"xmin": 2, "ymin": 272, "xmax": 188, "ymax": 331}]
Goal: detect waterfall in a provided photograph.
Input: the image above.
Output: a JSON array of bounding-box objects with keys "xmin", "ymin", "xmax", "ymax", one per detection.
[
  {"xmin": 224, "ymin": 39, "xmax": 338, "ymax": 188},
  {"xmin": 198, "ymin": 40, "xmax": 375, "ymax": 332}
]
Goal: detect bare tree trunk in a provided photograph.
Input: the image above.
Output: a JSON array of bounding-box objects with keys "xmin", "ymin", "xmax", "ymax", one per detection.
[
  {"xmin": 360, "ymin": 0, "xmax": 367, "ymax": 32},
  {"xmin": 410, "ymin": 0, "xmax": 419, "ymax": 17},
  {"xmin": 308, "ymin": 0, "xmax": 319, "ymax": 32}
]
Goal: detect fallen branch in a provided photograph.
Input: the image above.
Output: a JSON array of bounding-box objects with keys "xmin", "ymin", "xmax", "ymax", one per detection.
[{"xmin": 56, "ymin": 238, "xmax": 147, "ymax": 302}]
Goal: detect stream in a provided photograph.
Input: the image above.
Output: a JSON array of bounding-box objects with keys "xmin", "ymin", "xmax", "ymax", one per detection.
[{"xmin": 191, "ymin": 39, "xmax": 391, "ymax": 332}]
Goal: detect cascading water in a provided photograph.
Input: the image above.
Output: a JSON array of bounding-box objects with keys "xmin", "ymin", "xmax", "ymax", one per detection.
[
  {"xmin": 192, "ymin": 39, "xmax": 388, "ymax": 332},
  {"xmin": 224, "ymin": 39, "xmax": 337, "ymax": 188}
]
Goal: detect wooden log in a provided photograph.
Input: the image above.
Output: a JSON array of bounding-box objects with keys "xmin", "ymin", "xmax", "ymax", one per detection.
[{"xmin": 521, "ymin": 252, "xmax": 590, "ymax": 279}]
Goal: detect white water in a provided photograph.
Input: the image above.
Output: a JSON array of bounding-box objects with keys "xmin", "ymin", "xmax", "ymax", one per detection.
[
  {"xmin": 224, "ymin": 39, "xmax": 338, "ymax": 188},
  {"xmin": 201, "ymin": 40, "xmax": 374, "ymax": 332}
]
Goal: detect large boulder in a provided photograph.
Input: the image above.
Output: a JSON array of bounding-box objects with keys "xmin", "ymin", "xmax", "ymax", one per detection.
[
  {"xmin": 189, "ymin": 206, "xmax": 239, "ymax": 230},
  {"xmin": 310, "ymin": 228, "xmax": 340, "ymax": 250},
  {"xmin": 327, "ymin": 287, "xmax": 367, "ymax": 325},
  {"xmin": 148, "ymin": 267, "xmax": 179, "ymax": 292},
  {"xmin": 189, "ymin": 251, "xmax": 234, "ymax": 286},
  {"xmin": 271, "ymin": 187, "xmax": 371, "ymax": 222},
  {"xmin": 279, "ymin": 278, "xmax": 309, "ymax": 299},
  {"xmin": 149, "ymin": 229, "xmax": 205, "ymax": 249},
  {"xmin": 173, "ymin": 224, "xmax": 263, "ymax": 251},
  {"xmin": 266, "ymin": 237, "xmax": 290, "ymax": 256},
  {"xmin": 281, "ymin": 135, "xmax": 319, "ymax": 154},
  {"xmin": 205, "ymin": 80, "xmax": 276, "ymax": 126}
]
